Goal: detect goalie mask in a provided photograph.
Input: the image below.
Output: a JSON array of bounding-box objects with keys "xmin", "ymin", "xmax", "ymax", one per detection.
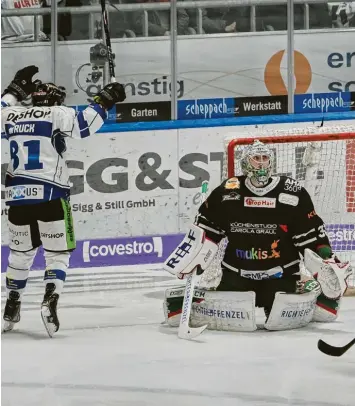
[
  {"xmin": 32, "ymin": 83, "xmax": 66, "ymax": 107},
  {"xmin": 241, "ymin": 140, "xmax": 274, "ymax": 186}
]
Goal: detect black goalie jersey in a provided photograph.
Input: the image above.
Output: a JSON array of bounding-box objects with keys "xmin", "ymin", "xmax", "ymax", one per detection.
[{"xmin": 196, "ymin": 175, "xmax": 331, "ymax": 280}]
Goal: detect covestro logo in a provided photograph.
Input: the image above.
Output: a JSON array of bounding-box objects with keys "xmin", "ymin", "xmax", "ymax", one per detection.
[{"xmin": 83, "ymin": 237, "xmax": 163, "ymax": 263}]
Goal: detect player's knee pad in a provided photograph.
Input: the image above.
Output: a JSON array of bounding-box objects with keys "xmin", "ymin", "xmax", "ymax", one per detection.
[
  {"xmin": 38, "ymin": 218, "xmax": 76, "ymax": 252},
  {"xmin": 6, "ymin": 248, "xmax": 38, "ymax": 298},
  {"xmin": 8, "ymin": 223, "xmax": 36, "ymax": 251},
  {"xmin": 265, "ymin": 291, "xmax": 318, "ymax": 331},
  {"xmin": 43, "ymin": 250, "xmax": 70, "ymax": 294},
  {"xmin": 164, "ymin": 286, "xmax": 257, "ymax": 332},
  {"xmin": 312, "ymin": 295, "xmax": 340, "ymax": 322}
]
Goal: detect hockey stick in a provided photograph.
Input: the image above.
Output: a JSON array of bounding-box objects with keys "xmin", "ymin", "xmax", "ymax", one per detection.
[
  {"xmin": 99, "ymin": 0, "xmax": 116, "ymax": 82},
  {"xmin": 178, "ymin": 266, "xmax": 208, "ymax": 340},
  {"xmin": 318, "ymin": 338, "xmax": 355, "ymax": 357},
  {"xmin": 177, "ymin": 181, "xmax": 210, "ymax": 340}
]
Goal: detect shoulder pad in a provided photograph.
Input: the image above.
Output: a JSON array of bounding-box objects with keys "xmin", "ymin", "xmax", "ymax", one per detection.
[{"xmin": 223, "ymin": 177, "xmax": 242, "ymax": 190}]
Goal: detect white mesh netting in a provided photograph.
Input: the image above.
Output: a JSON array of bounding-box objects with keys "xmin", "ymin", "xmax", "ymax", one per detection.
[{"xmin": 198, "ymin": 125, "xmax": 355, "ymax": 295}]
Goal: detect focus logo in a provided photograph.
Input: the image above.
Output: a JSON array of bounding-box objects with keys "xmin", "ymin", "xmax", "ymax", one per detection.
[
  {"xmin": 264, "ymin": 50, "xmax": 312, "ymax": 95},
  {"xmin": 244, "ymin": 197, "xmax": 276, "ymax": 208}
]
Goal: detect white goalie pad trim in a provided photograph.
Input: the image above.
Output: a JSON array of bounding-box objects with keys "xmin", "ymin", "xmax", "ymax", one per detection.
[
  {"xmin": 163, "ymin": 224, "xmax": 218, "ymax": 278},
  {"xmin": 191, "ymin": 291, "xmax": 257, "ymax": 332},
  {"xmin": 164, "ymin": 287, "xmax": 257, "ymax": 332},
  {"xmin": 265, "ymin": 291, "xmax": 317, "ymax": 331}
]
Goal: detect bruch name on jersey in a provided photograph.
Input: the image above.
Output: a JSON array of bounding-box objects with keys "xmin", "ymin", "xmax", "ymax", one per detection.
[{"xmin": 8, "ymin": 124, "xmax": 35, "ymax": 134}]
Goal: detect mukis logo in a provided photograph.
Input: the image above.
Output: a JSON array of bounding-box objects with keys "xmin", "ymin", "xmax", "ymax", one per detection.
[
  {"xmin": 236, "ymin": 240, "xmax": 280, "ymax": 260},
  {"xmin": 244, "ymin": 197, "xmax": 276, "ymax": 208}
]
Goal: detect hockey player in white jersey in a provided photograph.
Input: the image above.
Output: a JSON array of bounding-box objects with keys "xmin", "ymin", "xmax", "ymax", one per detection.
[{"xmin": 1, "ymin": 65, "xmax": 126, "ymax": 336}]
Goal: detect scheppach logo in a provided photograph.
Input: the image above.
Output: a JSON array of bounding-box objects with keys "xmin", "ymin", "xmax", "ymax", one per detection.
[
  {"xmin": 264, "ymin": 50, "xmax": 312, "ymax": 95},
  {"xmin": 244, "ymin": 197, "xmax": 276, "ymax": 208}
]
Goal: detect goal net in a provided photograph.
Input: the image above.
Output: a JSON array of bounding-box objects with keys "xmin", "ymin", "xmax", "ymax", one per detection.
[{"xmin": 199, "ymin": 125, "xmax": 355, "ymax": 295}]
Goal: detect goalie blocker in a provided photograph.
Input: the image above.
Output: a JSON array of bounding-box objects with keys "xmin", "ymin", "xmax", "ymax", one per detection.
[{"xmin": 163, "ymin": 224, "xmax": 352, "ymax": 331}]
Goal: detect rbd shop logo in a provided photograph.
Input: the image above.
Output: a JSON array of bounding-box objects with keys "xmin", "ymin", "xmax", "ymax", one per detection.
[
  {"xmin": 74, "ymin": 65, "xmax": 185, "ymax": 101},
  {"xmin": 82, "ymin": 236, "xmax": 163, "ymax": 263}
]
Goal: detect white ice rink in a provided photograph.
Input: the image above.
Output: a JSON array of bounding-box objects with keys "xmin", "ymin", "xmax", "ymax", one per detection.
[{"xmin": 2, "ymin": 264, "xmax": 355, "ymax": 406}]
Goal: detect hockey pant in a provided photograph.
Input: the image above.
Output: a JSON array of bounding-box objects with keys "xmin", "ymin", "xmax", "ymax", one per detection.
[{"xmin": 6, "ymin": 198, "xmax": 76, "ymax": 299}]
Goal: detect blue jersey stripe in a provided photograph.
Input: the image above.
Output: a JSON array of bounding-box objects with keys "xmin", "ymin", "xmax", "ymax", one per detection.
[
  {"xmin": 76, "ymin": 111, "xmax": 90, "ymax": 138},
  {"xmin": 88, "ymin": 103, "xmax": 107, "ymax": 120},
  {"xmin": 1, "ymin": 101, "xmax": 9, "ymax": 108}
]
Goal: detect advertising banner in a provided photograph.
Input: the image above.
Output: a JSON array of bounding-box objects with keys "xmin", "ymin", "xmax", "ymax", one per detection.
[
  {"xmin": 2, "ymin": 31, "xmax": 354, "ymax": 106},
  {"xmin": 294, "ymin": 92, "xmax": 354, "ymax": 114},
  {"xmin": 2, "ymin": 120, "xmax": 355, "ymax": 245},
  {"xmin": 1, "ymin": 234, "xmax": 184, "ymax": 273},
  {"xmin": 116, "ymin": 101, "xmax": 171, "ymax": 122}
]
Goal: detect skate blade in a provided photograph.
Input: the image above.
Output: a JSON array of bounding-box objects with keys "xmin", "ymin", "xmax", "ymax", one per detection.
[
  {"xmin": 41, "ymin": 306, "xmax": 57, "ymax": 338},
  {"xmin": 2, "ymin": 320, "xmax": 15, "ymax": 333}
]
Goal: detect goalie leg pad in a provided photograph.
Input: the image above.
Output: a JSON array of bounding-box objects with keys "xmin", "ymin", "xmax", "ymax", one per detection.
[
  {"xmin": 191, "ymin": 291, "xmax": 257, "ymax": 332},
  {"xmin": 265, "ymin": 291, "xmax": 317, "ymax": 331},
  {"xmin": 312, "ymin": 294, "xmax": 340, "ymax": 322},
  {"xmin": 164, "ymin": 287, "xmax": 257, "ymax": 332}
]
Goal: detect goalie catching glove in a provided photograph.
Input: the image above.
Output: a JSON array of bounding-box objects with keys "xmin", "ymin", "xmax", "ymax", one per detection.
[
  {"xmin": 304, "ymin": 248, "xmax": 352, "ymax": 299},
  {"xmin": 163, "ymin": 224, "xmax": 218, "ymax": 280}
]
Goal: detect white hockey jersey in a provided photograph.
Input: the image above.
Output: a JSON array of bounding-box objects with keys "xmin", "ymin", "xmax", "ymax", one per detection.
[{"xmin": 1, "ymin": 94, "xmax": 107, "ymax": 206}]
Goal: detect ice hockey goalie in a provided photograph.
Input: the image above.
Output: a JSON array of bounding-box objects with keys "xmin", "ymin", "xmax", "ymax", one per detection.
[{"xmin": 163, "ymin": 140, "xmax": 353, "ymax": 332}]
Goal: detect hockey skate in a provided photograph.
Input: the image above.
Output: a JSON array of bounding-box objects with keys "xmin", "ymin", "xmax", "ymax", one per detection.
[
  {"xmin": 41, "ymin": 283, "xmax": 60, "ymax": 337},
  {"xmin": 2, "ymin": 291, "xmax": 21, "ymax": 333}
]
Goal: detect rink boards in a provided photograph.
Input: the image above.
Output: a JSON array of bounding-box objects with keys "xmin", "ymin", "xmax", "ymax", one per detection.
[{"xmin": 1, "ymin": 115, "xmax": 355, "ymax": 271}]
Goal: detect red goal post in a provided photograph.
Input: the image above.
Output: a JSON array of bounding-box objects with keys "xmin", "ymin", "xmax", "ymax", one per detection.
[{"xmin": 199, "ymin": 125, "xmax": 355, "ymax": 294}]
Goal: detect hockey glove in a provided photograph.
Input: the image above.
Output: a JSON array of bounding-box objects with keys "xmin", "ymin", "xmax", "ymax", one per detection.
[
  {"xmin": 2, "ymin": 65, "xmax": 39, "ymax": 101},
  {"xmin": 93, "ymin": 82, "xmax": 126, "ymax": 110},
  {"xmin": 51, "ymin": 130, "xmax": 67, "ymax": 158}
]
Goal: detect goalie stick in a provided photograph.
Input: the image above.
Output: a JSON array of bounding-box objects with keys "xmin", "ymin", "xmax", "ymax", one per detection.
[
  {"xmin": 99, "ymin": 0, "xmax": 116, "ymax": 82},
  {"xmin": 178, "ymin": 181, "xmax": 209, "ymax": 340},
  {"xmin": 318, "ymin": 338, "xmax": 355, "ymax": 357}
]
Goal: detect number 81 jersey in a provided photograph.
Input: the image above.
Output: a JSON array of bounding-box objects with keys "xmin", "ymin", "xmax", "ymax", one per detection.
[{"xmin": 1, "ymin": 98, "xmax": 106, "ymax": 206}]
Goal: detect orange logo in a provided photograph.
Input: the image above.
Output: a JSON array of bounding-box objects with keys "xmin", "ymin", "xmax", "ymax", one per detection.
[
  {"xmin": 264, "ymin": 50, "xmax": 312, "ymax": 95},
  {"xmin": 269, "ymin": 239, "xmax": 280, "ymax": 259},
  {"xmin": 308, "ymin": 210, "xmax": 317, "ymax": 219}
]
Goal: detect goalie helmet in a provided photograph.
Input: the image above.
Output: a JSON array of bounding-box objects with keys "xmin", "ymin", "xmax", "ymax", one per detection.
[
  {"xmin": 241, "ymin": 140, "xmax": 274, "ymax": 186},
  {"xmin": 32, "ymin": 82, "xmax": 66, "ymax": 107}
]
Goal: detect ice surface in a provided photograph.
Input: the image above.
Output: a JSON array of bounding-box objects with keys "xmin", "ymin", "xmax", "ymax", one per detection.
[{"xmin": 2, "ymin": 264, "xmax": 355, "ymax": 406}]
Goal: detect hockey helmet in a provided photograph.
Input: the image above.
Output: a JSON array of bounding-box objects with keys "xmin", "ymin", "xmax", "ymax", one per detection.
[
  {"xmin": 32, "ymin": 82, "xmax": 66, "ymax": 107},
  {"xmin": 241, "ymin": 140, "xmax": 274, "ymax": 186}
]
